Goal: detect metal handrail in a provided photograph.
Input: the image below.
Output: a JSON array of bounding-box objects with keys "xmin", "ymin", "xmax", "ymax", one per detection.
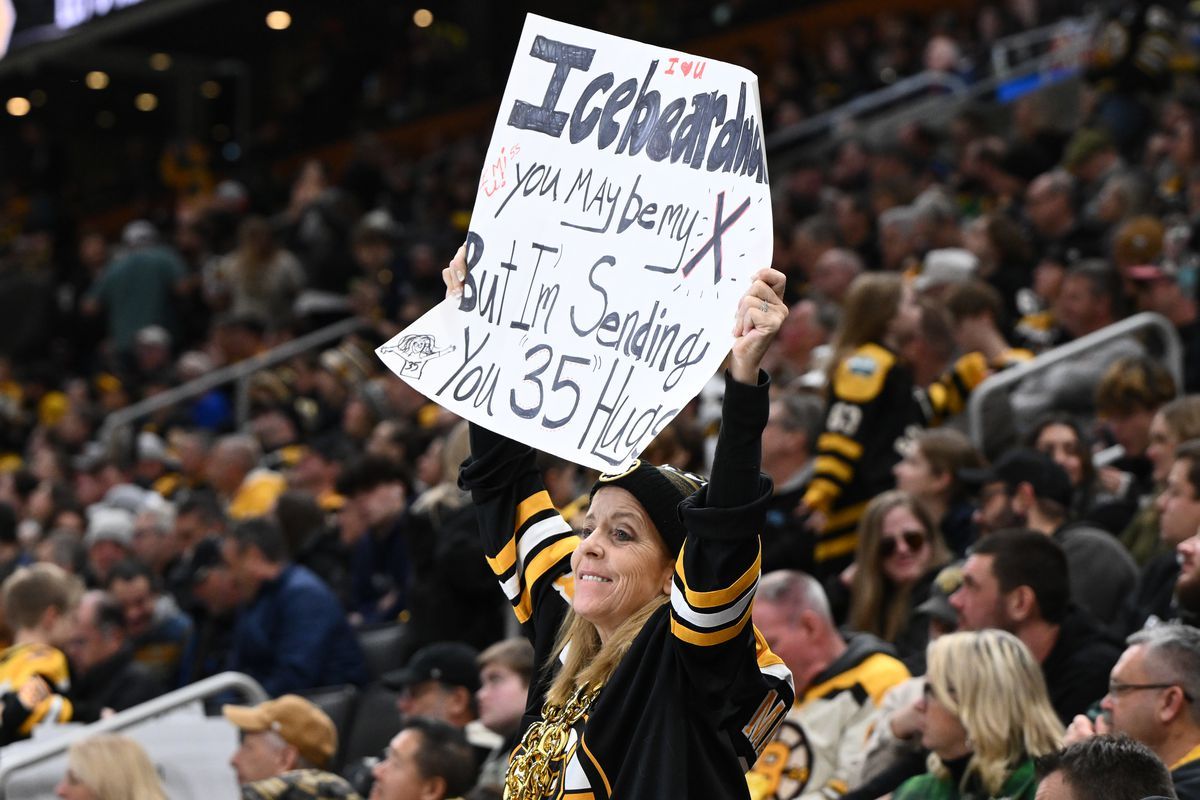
[
  {"xmin": 766, "ymin": 14, "xmax": 1097, "ymax": 155},
  {"xmin": 97, "ymin": 315, "xmax": 369, "ymax": 446},
  {"xmin": 765, "ymin": 71, "xmax": 969, "ymax": 151},
  {"xmin": 0, "ymin": 671, "xmax": 266, "ymax": 795},
  {"xmin": 967, "ymin": 312, "xmax": 1183, "ymax": 449},
  {"xmin": 990, "ymin": 14, "xmax": 1097, "ymax": 76}
]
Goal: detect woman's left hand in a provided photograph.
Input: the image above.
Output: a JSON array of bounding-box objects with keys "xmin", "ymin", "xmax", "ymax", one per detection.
[{"xmin": 730, "ymin": 267, "xmax": 787, "ymax": 384}]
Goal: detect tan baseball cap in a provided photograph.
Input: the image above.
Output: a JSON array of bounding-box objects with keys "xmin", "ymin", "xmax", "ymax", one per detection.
[{"xmin": 223, "ymin": 695, "xmax": 337, "ymax": 768}]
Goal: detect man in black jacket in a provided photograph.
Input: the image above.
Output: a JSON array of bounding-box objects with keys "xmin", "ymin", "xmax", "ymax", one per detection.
[
  {"xmin": 65, "ymin": 590, "xmax": 164, "ymax": 722},
  {"xmin": 950, "ymin": 529, "xmax": 1122, "ymax": 723}
]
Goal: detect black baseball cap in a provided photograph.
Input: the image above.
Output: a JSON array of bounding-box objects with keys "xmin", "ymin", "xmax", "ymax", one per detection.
[
  {"xmin": 383, "ymin": 641, "xmax": 481, "ymax": 693},
  {"xmin": 959, "ymin": 448, "xmax": 1073, "ymax": 508}
]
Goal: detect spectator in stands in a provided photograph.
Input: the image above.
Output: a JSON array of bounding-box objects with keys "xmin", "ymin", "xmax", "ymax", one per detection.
[
  {"xmin": 765, "ymin": 298, "xmax": 836, "ymax": 382},
  {"xmin": 878, "ymin": 206, "xmax": 922, "ymax": 273},
  {"xmin": 1065, "ymin": 625, "xmax": 1200, "ymax": 800},
  {"xmin": 130, "ymin": 495, "xmax": 180, "ymax": 586},
  {"xmin": 960, "ymin": 213, "xmax": 1034, "ymax": 328},
  {"xmin": 803, "ymin": 272, "xmax": 988, "ymax": 578},
  {"xmin": 1129, "ymin": 262, "xmax": 1200, "ymax": 392},
  {"xmin": 901, "ymin": 299, "xmax": 957, "ymax": 388},
  {"xmin": 964, "ymin": 449, "xmax": 1137, "ymax": 626},
  {"xmin": 760, "ymin": 393, "xmax": 822, "ymax": 573},
  {"xmin": 1121, "ymin": 396, "xmax": 1200, "ymax": 565},
  {"xmin": 0, "ymin": 563, "xmax": 80, "ymax": 743},
  {"xmin": 943, "ymin": 280, "xmax": 1031, "ymax": 368},
  {"xmin": 1123, "ymin": 441, "xmax": 1200, "ymax": 633},
  {"xmin": 1095, "ymin": 355, "xmax": 1177, "ymax": 503},
  {"xmin": 223, "ymin": 517, "xmax": 367, "ymax": 696},
  {"xmin": 336, "ymin": 454, "xmax": 410, "ymax": 625},
  {"xmin": 205, "ymin": 216, "xmax": 306, "ymax": 332},
  {"xmin": 748, "ymin": 570, "xmax": 910, "ymax": 799},
  {"xmin": 1027, "ymin": 415, "xmax": 1114, "ymax": 531},
  {"xmin": 809, "ymin": 248, "xmax": 863, "ymax": 307},
  {"xmin": 224, "ymin": 694, "xmax": 359, "ymax": 797},
  {"xmin": 1024, "ymin": 171, "xmax": 1103, "ymax": 267},
  {"xmin": 181, "ymin": 536, "xmax": 239, "ymax": 684},
  {"xmin": 893, "ymin": 630, "xmax": 1062, "ymax": 800},
  {"xmin": 371, "ymin": 717, "xmax": 478, "ymax": 800},
  {"xmin": 1036, "ymin": 734, "xmax": 1177, "ymax": 800},
  {"xmin": 1010, "ymin": 261, "xmax": 1140, "ymax": 423},
  {"xmin": 286, "ymin": 434, "xmax": 351, "ymax": 514},
  {"xmin": 206, "ymin": 434, "xmax": 287, "ymax": 521},
  {"xmin": 1166, "ymin": 533, "xmax": 1200, "ymax": 628},
  {"xmin": 105, "ymin": 559, "xmax": 192, "ymax": 686},
  {"xmin": 383, "ymin": 641, "xmax": 503, "ymax": 768},
  {"xmin": 833, "ymin": 192, "xmax": 880, "ymax": 267},
  {"xmin": 80, "ymin": 219, "xmax": 188, "ymax": 368},
  {"xmin": 472, "ymin": 637, "xmax": 535, "ymax": 798},
  {"xmin": 949, "ymin": 529, "xmax": 1121, "ymax": 723},
  {"xmin": 83, "ymin": 506, "xmax": 135, "ymax": 587},
  {"xmin": 843, "ymin": 491, "xmax": 951, "ymax": 667},
  {"xmin": 65, "ymin": 590, "xmax": 164, "ymax": 722},
  {"xmin": 893, "ymin": 428, "xmax": 983, "ymax": 555},
  {"xmin": 405, "ymin": 422, "xmax": 503, "ymax": 657},
  {"xmin": 55, "ymin": 733, "xmax": 167, "ymax": 800}
]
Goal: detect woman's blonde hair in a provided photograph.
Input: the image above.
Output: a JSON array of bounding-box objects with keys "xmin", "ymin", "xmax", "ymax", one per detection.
[
  {"xmin": 848, "ymin": 490, "xmax": 949, "ymax": 641},
  {"xmin": 924, "ymin": 630, "xmax": 1062, "ymax": 795},
  {"xmin": 826, "ymin": 273, "xmax": 904, "ymax": 387},
  {"xmin": 545, "ymin": 596, "xmax": 669, "ymax": 706},
  {"xmin": 65, "ymin": 734, "xmax": 167, "ymax": 800}
]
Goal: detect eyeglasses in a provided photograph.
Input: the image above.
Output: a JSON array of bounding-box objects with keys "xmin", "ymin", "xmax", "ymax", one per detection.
[
  {"xmin": 881, "ymin": 530, "xmax": 926, "ymax": 557},
  {"xmin": 1107, "ymin": 680, "xmax": 1195, "ymax": 702}
]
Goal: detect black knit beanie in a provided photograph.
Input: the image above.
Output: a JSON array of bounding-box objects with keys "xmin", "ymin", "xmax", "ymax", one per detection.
[{"xmin": 589, "ymin": 460, "xmax": 707, "ymax": 557}]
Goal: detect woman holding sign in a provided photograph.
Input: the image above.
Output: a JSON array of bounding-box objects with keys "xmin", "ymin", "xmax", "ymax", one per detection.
[{"xmin": 447, "ymin": 248, "xmax": 795, "ymax": 800}]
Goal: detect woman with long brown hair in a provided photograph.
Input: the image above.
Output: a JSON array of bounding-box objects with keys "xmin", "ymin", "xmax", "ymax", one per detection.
[
  {"xmin": 801, "ymin": 273, "xmax": 989, "ymax": 579},
  {"xmin": 846, "ymin": 490, "xmax": 950, "ymax": 666}
]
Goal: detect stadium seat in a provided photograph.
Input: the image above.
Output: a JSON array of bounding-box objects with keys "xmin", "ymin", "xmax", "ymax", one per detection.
[
  {"xmin": 340, "ymin": 686, "xmax": 401, "ymax": 765},
  {"xmin": 301, "ymin": 684, "xmax": 360, "ymax": 771},
  {"xmin": 356, "ymin": 621, "xmax": 408, "ymax": 681}
]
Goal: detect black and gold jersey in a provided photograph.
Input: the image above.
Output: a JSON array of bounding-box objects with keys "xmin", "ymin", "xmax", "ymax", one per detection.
[
  {"xmin": 461, "ymin": 373, "xmax": 795, "ymax": 799},
  {"xmin": 803, "ymin": 345, "xmax": 987, "ymax": 576}
]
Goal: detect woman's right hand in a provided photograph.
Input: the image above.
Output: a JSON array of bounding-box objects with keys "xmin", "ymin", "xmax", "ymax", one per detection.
[{"xmin": 443, "ymin": 244, "xmax": 468, "ymax": 299}]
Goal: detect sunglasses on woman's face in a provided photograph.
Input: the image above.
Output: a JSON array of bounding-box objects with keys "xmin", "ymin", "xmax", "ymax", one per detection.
[{"xmin": 880, "ymin": 530, "xmax": 926, "ymax": 558}]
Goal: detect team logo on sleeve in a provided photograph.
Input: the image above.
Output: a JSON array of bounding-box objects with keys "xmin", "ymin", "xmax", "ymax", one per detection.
[{"xmin": 749, "ymin": 719, "xmax": 813, "ymax": 799}]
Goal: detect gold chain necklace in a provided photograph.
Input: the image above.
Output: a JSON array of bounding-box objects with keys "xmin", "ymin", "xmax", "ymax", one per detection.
[{"xmin": 504, "ymin": 683, "xmax": 603, "ymax": 800}]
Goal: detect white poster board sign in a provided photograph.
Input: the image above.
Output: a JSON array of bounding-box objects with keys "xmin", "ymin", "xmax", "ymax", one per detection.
[{"xmin": 377, "ymin": 13, "xmax": 772, "ymax": 472}]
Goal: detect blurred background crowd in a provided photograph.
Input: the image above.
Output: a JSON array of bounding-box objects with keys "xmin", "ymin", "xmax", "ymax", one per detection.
[{"xmin": 4, "ymin": 0, "xmax": 1200, "ymax": 798}]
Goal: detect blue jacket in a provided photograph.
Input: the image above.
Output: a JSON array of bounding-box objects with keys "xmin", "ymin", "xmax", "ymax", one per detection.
[{"xmin": 229, "ymin": 564, "xmax": 368, "ymax": 696}]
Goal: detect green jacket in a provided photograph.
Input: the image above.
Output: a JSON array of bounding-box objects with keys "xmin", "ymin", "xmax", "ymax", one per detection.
[{"xmin": 893, "ymin": 758, "xmax": 1037, "ymax": 800}]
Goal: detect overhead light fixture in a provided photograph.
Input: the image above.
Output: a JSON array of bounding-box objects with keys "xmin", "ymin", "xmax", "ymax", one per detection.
[
  {"xmin": 265, "ymin": 10, "xmax": 291, "ymax": 30},
  {"xmin": 6, "ymin": 97, "xmax": 30, "ymax": 117},
  {"xmin": 149, "ymin": 52, "xmax": 172, "ymax": 71},
  {"xmin": 135, "ymin": 92, "xmax": 158, "ymax": 111},
  {"xmin": 413, "ymin": 9, "xmax": 434, "ymax": 27},
  {"xmin": 200, "ymin": 80, "xmax": 221, "ymax": 99},
  {"xmin": 85, "ymin": 70, "xmax": 109, "ymax": 90}
]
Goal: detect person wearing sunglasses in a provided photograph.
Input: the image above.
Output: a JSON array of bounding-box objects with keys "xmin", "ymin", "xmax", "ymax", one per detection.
[
  {"xmin": 893, "ymin": 629, "xmax": 1063, "ymax": 800},
  {"xmin": 1064, "ymin": 624, "xmax": 1200, "ymax": 800},
  {"xmin": 843, "ymin": 490, "xmax": 951, "ymax": 669}
]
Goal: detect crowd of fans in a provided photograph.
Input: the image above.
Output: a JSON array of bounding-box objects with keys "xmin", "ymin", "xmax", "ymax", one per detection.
[{"xmin": 3, "ymin": 1, "xmax": 1200, "ymax": 799}]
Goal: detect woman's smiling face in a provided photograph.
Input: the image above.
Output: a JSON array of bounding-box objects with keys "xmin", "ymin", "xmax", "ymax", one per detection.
[{"xmin": 571, "ymin": 486, "xmax": 674, "ymax": 643}]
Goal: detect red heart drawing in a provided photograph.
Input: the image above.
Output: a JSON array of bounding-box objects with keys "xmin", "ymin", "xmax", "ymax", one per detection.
[{"xmin": 680, "ymin": 61, "xmax": 692, "ymax": 77}]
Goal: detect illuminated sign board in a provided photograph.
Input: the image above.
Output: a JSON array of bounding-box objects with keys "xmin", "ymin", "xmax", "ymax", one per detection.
[{"xmin": 2, "ymin": 0, "xmax": 152, "ymax": 59}]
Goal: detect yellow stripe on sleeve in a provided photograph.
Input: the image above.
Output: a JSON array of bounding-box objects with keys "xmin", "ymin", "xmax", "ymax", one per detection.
[
  {"xmin": 817, "ymin": 432, "xmax": 863, "ymax": 461},
  {"xmin": 485, "ymin": 538, "xmax": 516, "ymax": 577},
  {"xmin": 676, "ymin": 542, "xmax": 761, "ymax": 609},
  {"xmin": 513, "ymin": 536, "xmax": 578, "ymax": 623},
  {"xmin": 516, "ymin": 491, "xmax": 555, "ymax": 530},
  {"xmin": 814, "ymin": 531, "xmax": 859, "ymax": 563},
  {"xmin": 824, "ymin": 501, "xmax": 869, "ymax": 532},
  {"xmin": 671, "ymin": 604, "xmax": 753, "ymax": 646},
  {"xmin": 814, "ymin": 455, "xmax": 853, "ymax": 484}
]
